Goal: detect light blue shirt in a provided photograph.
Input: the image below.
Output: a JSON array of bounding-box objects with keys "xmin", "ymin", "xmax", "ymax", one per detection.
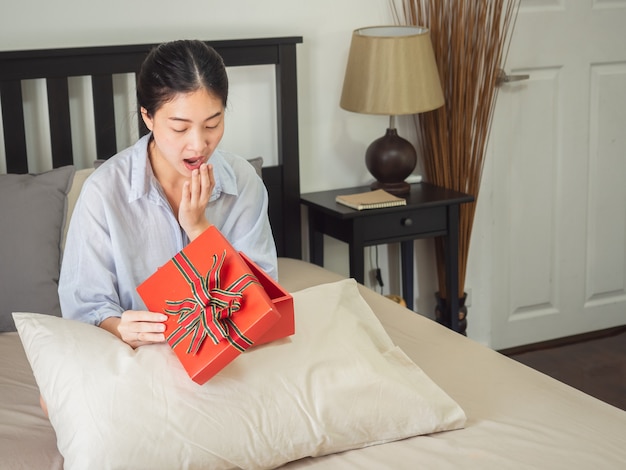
[{"xmin": 59, "ymin": 134, "xmax": 277, "ymax": 326}]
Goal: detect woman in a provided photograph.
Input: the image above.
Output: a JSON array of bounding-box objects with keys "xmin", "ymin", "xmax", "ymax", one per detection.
[{"xmin": 58, "ymin": 40, "xmax": 277, "ymax": 349}]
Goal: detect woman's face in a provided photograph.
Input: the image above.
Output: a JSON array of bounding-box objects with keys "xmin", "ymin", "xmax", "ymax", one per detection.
[{"xmin": 141, "ymin": 88, "xmax": 225, "ymax": 178}]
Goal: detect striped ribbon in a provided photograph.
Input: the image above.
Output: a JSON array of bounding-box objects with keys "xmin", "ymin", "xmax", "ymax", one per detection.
[{"xmin": 165, "ymin": 249, "xmax": 259, "ymax": 355}]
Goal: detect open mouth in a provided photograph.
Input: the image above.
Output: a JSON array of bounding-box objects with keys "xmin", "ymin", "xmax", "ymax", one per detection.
[{"xmin": 183, "ymin": 157, "xmax": 204, "ymax": 171}]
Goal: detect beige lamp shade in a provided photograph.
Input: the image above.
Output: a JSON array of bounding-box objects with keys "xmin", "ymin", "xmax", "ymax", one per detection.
[{"xmin": 340, "ymin": 26, "xmax": 444, "ymax": 116}]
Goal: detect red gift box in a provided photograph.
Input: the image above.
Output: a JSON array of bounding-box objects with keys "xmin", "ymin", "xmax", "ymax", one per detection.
[
  {"xmin": 136, "ymin": 226, "xmax": 281, "ymax": 384},
  {"xmin": 240, "ymin": 252, "xmax": 294, "ymax": 346}
]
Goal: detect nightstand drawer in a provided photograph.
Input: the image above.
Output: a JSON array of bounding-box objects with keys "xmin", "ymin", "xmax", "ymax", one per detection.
[{"xmin": 359, "ymin": 207, "xmax": 446, "ymax": 241}]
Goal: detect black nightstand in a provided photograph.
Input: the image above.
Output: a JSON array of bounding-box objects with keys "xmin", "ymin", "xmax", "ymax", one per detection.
[{"xmin": 300, "ymin": 182, "xmax": 473, "ymax": 332}]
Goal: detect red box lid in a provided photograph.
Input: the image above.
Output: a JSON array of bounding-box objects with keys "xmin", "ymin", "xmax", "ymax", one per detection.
[{"xmin": 136, "ymin": 226, "xmax": 280, "ymax": 384}]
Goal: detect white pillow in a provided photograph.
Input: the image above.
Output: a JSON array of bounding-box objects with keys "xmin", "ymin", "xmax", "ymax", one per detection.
[{"xmin": 14, "ymin": 279, "xmax": 465, "ymax": 470}]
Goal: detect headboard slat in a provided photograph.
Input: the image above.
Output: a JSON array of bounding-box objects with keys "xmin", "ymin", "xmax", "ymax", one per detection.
[
  {"xmin": 276, "ymin": 43, "xmax": 302, "ymax": 258},
  {"xmin": 0, "ymin": 80, "xmax": 28, "ymax": 173},
  {"xmin": 46, "ymin": 77, "xmax": 74, "ymax": 167},
  {"xmin": 92, "ymin": 74, "xmax": 118, "ymax": 159}
]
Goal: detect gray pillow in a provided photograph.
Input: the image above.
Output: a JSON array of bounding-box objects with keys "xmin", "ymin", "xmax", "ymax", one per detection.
[
  {"xmin": 247, "ymin": 156, "xmax": 263, "ymax": 178},
  {"xmin": 0, "ymin": 166, "xmax": 75, "ymax": 331}
]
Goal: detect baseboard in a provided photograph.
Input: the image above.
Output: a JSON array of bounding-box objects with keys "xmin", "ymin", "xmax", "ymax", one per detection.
[{"xmin": 498, "ymin": 325, "xmax": 626, "ymax": 356}]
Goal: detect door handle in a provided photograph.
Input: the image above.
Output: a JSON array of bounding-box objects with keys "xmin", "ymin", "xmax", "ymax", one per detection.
[{"xmin": 496, "ymin": 69, "xmax": 530, "ymax": 86}]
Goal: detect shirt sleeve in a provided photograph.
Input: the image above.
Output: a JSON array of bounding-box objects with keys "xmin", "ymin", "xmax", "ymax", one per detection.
[{"xmin": 58, "ymin": 179, "xmax": 124, "ymax": 325}]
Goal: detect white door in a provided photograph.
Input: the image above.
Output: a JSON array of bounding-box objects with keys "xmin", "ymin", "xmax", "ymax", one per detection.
[{"xmin": 488, "ymin": 0, "xmax": 626, "ymax": 349}]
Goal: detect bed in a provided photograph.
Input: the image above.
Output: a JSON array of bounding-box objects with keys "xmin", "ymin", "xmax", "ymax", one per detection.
[{"xmin": 2, "ymin": 37, "xmax": 626, "ymax": 470}]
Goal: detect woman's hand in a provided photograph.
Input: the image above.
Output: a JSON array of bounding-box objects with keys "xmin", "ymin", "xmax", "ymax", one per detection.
[
  {"xmin": 179, "ymin": 163, "xmax": 214, "ymax": 241},
  {"xmin": 100, "ymin": 311, "xmax": 167, "ymax": 348}
]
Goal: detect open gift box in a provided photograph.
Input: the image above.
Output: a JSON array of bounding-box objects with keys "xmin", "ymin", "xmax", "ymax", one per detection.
[{"xmin": 137, "ymin": 226, "xmax": 294, "ymax": 384}]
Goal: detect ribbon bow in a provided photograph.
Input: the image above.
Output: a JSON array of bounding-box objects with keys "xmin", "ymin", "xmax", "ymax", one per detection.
[{"xmin": 165, "ymin": 249, "xmax": 259, "ymax": 355}]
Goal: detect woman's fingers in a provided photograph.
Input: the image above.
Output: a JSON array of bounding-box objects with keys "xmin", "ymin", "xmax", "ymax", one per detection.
[
  {"xmin": 119, "ymin": 310, "xmax": 167, "ymax": 347},
  {"xmin": 200, "ymin": 163, "xmax": 214, "ymax": 202},
  {"xmin": 179, "ymin": 163, "xmax": 214, "ymax": 240},
  {"xmin": 126, "ymin": 311, "xmax": 167, "ymax": 323},
  {"xmin": 189, "ymin": 166, "xmax": 200, "ymax": 203},
  {"xmin": 135, "ymin": 330, "xmax": 167, "ymax": 344},
  {"xmin": 188, "ymin": 163, "xmax": 213, "ymax": 207}
]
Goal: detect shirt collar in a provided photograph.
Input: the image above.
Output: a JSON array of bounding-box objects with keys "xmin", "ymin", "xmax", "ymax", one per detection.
[
  {"xmin": 128, "ymin": 135, "xmax": 239, "ymax": 203},
  {"xmin": 209, "ymin": 149, "xmax": 239, "ymax": 200},
  {"xmin": 128, "ymin": 134, "xmax": 152, "ymax": 203}
]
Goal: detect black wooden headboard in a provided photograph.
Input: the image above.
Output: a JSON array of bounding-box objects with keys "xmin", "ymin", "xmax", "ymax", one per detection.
[{"xmin": 0, "ymin": 37, "xmax": 302, "ymax": 259}]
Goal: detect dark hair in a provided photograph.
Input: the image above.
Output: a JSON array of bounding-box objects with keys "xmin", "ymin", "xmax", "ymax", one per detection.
[{"xmin": 137, "ymin": 40, "xmax": 228, "ymax": 117}]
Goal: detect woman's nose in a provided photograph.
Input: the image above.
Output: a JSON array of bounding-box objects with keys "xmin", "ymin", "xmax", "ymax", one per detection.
[{"xmin": 188, "ymin": 128, "xmax": 208, "ymax": 152}]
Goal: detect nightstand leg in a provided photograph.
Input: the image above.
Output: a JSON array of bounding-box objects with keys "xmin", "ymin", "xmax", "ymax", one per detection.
[
  {"xmin": 349, "ymin": 243, "xmax": 365, "ymax": 284},
  {"xmin": 401, "ymin": 240, "xmax": 414, "ymax": 310},
  {"xmin": 308, "ymin": 212, "xmax": 324, "ymax": 266},
  {"xmin": 445, "ymin": 204, "xmax": 461, "ymax": 333}
]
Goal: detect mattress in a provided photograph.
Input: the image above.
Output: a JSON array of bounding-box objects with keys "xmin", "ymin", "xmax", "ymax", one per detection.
[{"xmin": 1, "ymin": 258, "xmax": 625, "ymax": 469}]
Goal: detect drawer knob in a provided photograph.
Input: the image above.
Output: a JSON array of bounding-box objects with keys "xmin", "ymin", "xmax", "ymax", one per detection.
[{"xmin": 402, "ymin": 217, "xmax": 413, "ymax": 227}]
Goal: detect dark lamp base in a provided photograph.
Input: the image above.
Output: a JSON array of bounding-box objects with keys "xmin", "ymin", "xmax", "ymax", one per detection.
[
  {"xmin": 370, "ymin": 180, "xmax": 410, "ymax": 196},
  {"xmin": 365, "ymin": 128, "xmax": 417, "ymax": 196}
]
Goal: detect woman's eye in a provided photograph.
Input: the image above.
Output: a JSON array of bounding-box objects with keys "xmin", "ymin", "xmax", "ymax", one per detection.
[{"xmin": 172, "ymin": 128, "xmax": 187, "ymax": 133}]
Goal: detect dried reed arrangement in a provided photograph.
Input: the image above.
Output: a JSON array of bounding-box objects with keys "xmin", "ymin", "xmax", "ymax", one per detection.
[{"xmin": 392, "ymin": 0, "xmax": 519, "ymax": 302}]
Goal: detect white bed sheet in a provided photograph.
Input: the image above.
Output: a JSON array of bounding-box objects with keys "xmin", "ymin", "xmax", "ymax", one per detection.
[{"xmin": 1, "ymin": 258, "xmax": 625, "ymax": 469}]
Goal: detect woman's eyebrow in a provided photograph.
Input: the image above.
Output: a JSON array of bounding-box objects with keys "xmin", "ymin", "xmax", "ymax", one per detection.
[{"xmin": 168, "ymin": 111, "xmax": 223, "ymax": 123}]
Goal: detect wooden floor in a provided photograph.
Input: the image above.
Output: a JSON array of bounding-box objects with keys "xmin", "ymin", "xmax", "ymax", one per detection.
[{"xmin": 504, "ymin": 328, "xmax": 626, "ymax": 412}]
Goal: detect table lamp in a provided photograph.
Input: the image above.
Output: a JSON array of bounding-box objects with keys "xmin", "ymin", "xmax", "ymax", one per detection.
[{"xmin": 340, "ymin": 26, "xmax": 444, "ymax": 195}]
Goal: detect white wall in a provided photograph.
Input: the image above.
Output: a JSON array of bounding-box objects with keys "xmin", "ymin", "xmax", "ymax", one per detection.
[{"xmin": 0, "ymin": 0, "xmax": 493, "ymax": 346}]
